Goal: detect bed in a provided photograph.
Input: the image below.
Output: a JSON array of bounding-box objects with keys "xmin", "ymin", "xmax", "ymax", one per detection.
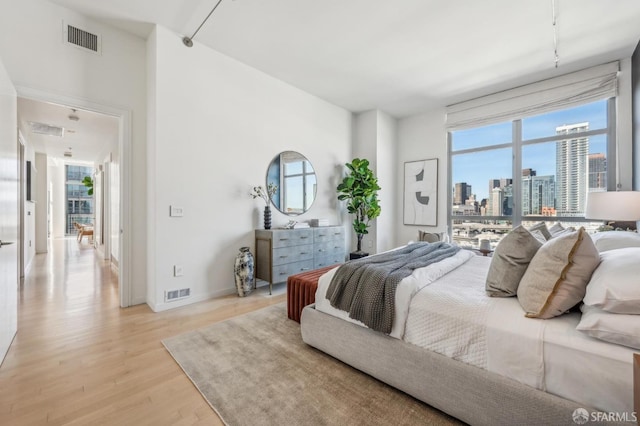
[{"xmin": 300, "ymin": 228, "xmax": 640, "ymax": 425}]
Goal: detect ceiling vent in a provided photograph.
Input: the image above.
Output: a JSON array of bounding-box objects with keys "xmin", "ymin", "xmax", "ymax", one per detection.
[
  {"xmin": 28, "ymin": 121, "xmax": 64, "ymax": 137},
  {"xmin": 63, "ymin": 21, "xmax": 102, "ymax": 55},
  {"xmin": 64, "ymin": 151, "xmax": 73, "ymax": 158}
]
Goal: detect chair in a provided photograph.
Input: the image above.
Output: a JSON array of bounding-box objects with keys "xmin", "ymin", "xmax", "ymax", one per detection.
[{"xmin": 77, "ymin": 223, "xmax": 94, "ymax": 243}]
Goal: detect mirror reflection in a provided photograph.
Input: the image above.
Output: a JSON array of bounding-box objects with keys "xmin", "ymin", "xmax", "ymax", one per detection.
[{"xmin": 266, "ymin": 151, "xmax": 317, "ymax": 215}]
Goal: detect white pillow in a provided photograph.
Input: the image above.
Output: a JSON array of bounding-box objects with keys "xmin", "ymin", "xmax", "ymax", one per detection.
[
  {"xmin": 589, "ymin": 231, "xmax": 640, "ymax": 252},
  {"xmin": 577, "ymin": 305, "xmax": 640, "ymax": 350},
  {"xmin": 583, "ymin": 247, "xmax": 640, "ymax": 314}
]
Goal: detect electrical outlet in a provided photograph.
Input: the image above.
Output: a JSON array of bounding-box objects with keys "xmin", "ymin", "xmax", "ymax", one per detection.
[
  {"xmin": 170, "ymin": 205, "xmax": 184, "ymax": 217},
  {"xmin": 173, "ymin": 265, "xmax": 184, "ymax": 277}
]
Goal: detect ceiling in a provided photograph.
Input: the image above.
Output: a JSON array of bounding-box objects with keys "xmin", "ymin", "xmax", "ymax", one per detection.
[
  {"xmin": 17, "ymin": 3, "xmax": 639, "ymax": 196},
  {"xmin": 18, "ymin": 97, "xmax": 118, "ymax": 163},
  {"xmin": 48, "ymin": 0, "xmax": 640, "ymax": 118}
]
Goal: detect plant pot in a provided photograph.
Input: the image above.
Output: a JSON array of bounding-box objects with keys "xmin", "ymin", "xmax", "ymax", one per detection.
[{"xmin": 349, "ymin": 251, "xmax": 369, "ymax": 260}]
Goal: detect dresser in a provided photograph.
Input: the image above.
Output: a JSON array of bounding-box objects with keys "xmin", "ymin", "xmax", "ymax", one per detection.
[{"xmin": 255, "ymin": 226, "xmax": 345, "ymax": 294}]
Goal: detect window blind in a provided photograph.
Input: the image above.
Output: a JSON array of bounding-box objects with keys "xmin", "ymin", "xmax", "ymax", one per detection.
[{"xmin": 446, "ymin": 61, "xmax": 619, "ymax": 131}]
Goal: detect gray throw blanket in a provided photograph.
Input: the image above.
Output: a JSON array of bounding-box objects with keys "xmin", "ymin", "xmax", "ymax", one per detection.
[{"xmin": 327, "ymin": 242, "xmax": 460, "ymax": 334}]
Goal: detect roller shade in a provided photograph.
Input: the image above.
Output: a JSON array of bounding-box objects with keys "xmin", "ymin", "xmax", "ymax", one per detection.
[{"xmin": 446, "ymin": 61, "xmax": 619, "ymax": 131}]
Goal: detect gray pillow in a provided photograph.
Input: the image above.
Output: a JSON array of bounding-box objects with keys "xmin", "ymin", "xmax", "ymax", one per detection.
[
  {"xmin": 485, "ymin": 225, "xmax": 543, "ymax": 297},
  {"xmin": 417, "ymin": 230, "xmax": 443, "ymax": 243},
  {"xmin": 517, "ymin": 227, "xmax": 600, "ymax": 319},
  {"xmin": 527, "ymin": 222, "xmax": 552, "ymax": 241}
]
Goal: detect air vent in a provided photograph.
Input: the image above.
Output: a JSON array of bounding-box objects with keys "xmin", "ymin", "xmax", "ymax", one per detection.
[
  {"xmin": 64, "ymin": 151, "xmax": 73, "ymax": 157},
  {"xmin": 63, "ymin": 21, "xmax": 102, "ymax": 55},
  {"xmin": 165, "ymin": 288, "xmax": 191, "ymax": 302},
  {"xmin": 28, "ymin": 121, "xmax": 64, "ymax": 137}
]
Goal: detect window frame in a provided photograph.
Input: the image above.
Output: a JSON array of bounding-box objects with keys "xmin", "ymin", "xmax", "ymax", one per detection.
[{"xmin": 447, "ymin": 97, "xmax": 616, "ymax": 236}]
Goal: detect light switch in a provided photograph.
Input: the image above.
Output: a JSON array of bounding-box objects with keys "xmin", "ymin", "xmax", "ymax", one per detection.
[{"xmin": 170, "ymin": 205, "xmax": 184, "ymax": 217}]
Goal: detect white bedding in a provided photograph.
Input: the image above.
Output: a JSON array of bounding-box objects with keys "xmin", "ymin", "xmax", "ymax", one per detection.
[
  {"xmin": 315, "ymin": 250, "xmax": 634, "ymax": 414},
  {"xmin": 315, "ymin": 249, "xmax": 474, "ymax": 339}
]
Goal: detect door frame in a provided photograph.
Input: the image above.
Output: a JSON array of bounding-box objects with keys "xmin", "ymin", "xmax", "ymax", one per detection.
[{"xmin": 16, "ymin": 85, "xmax": 133, "ymax": 308}]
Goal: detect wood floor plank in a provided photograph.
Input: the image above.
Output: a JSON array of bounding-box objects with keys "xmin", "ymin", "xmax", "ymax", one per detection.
[{"xmin": 0, "ymin": 238, "xmax": 285, "ymax": 425}]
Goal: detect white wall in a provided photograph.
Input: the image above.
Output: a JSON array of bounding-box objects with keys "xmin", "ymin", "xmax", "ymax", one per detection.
[
  {"xmin": 109, "ymin": 153, "xmax": 120, "ymax": 264},
  {"xmin": 396, "ymin": 107, "xmax": 448, "ymax": 247},
  {"xmin": 49, "ymin": 160, "xmax": 67, "ymax": 239},
  {"xmin": 147, "ymin": 25, "xmax": 352, "ymax": 311},
  {"xmin": 23, "ymin": 143, "xmax": 36, "ymax": 272},
  {"xmin": 352, "ymin": 111, "xmax": 378, "ymax": 253},
  {"xmin": 352, "ymin": 110, "xmax": 398, "ymax": 254},
  {"xmin": 0, "ymin": 57, "xmax": 18, "ymax": 363},
  {"xmin": 0, "ymin": 0, "xmax": 147, "ymax": 304},
  {"xmin": 35, "ymin": 153, "xmax": 48, "ymax": 254},
  {"xmin": 376, "ymin": 111, "xmax": 397, "ymax": 253}
]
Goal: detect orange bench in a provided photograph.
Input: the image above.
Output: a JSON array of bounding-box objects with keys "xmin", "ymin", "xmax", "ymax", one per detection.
[{"xmin": 287, "ymin": 265, "xmax": 338, "ymax": 322}]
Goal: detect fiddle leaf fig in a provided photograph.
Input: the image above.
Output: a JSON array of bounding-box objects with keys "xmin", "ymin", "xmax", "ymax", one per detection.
[
  {"xmin": 337, "ymin": 158, "xmax": 381, "ymax": 252},
  {"xmin": 82, "ymin": 176, "xmax": 94, "ymax": 196}
]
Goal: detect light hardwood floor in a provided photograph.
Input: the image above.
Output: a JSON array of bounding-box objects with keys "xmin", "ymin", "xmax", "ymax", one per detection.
[{"xmin": 0, "ymin": 238, "xmax": 285, "ymax": 425}]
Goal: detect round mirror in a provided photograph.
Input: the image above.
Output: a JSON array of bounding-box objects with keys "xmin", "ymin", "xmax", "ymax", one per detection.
[{"xmin": 266, "ymin": 151, "xmax": 317, "ymax": 215}]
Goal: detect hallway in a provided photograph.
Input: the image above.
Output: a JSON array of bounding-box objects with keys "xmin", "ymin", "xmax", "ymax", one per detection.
[{"xmin": 0, "ymin": 239, "xmax": 285, "ymax": 425}]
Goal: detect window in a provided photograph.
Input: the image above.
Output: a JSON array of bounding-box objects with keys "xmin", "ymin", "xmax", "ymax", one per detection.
[
  {"xmin": 65, "ymin": 165, "xmax": 94, "ymax": 235},
  {"xmin": 448, "ymin": 98, "xmax": 614, "ymax": 249}
]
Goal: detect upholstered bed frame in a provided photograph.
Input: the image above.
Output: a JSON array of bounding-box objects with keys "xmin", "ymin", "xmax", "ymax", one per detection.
[{"xmin": 300, "ymin": 304, "xmax": 629, "ymax": 426}]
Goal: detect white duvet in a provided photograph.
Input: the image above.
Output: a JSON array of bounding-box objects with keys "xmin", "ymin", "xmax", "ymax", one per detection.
[
  {"xmin": 315, "ymin": 251, "xmax": 634, "ymax": 413},
  {"xmin": 315, "ymin": 249, "xmax": 474, "ymax": 339}
]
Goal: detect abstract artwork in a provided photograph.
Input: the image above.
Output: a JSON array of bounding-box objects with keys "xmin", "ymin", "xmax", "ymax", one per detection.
[{"xmin": 404, "ymin": 159, "xmax": 438, "ymax": 226}]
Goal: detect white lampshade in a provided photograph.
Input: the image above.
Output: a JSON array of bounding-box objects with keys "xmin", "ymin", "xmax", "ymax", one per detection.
[{"xmin": 585, "ymin": 191, "xmax": 640, "ymax": 221}]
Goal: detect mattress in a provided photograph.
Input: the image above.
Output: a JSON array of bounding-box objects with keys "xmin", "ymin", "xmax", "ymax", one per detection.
[{"xmin": 316, "ymin": 252, "xmax": 634, "ymax": 414}]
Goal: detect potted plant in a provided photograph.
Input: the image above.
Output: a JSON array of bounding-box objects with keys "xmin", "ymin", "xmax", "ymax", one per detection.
[
  {"xmin": 337, "ymin": 158, "xmax": 381, "ymax": 258},
  {"xmin": 82, "ymin": 176, "xmax": 94, "ymax": 196},
  {"xmin": 250, "ymin": 183, "xmax": 278, "ymax": 229}
]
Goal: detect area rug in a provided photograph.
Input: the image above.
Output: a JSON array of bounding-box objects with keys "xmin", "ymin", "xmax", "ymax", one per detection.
[{"xmin": 162, "ymin": 303, "xmax": 461, "ymax": 425}]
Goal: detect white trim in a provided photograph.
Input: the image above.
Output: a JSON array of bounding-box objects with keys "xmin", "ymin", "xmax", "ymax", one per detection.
[{"xmin": 15, "ymin": 85, "xmax": 133, "ymax": 308}]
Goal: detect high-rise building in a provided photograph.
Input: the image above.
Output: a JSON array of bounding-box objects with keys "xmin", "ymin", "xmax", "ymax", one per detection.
[
  {"xmin": 453, "ymin": 182, "xmax": 472, "ymax": 205},
  {"xmin": 588, "ymin": 153, "xmax": 607, "ymax": 191},
  {"xmin": 521, "ymin": 169, "xmax": 537, "ymax": 215},
  {"xmin": 556, "ymin": 122, "xmax": 589, "ymax": 216},
  {"xmin": 531, "ymin": 175, "xmax": 556, "ymax": 215}
]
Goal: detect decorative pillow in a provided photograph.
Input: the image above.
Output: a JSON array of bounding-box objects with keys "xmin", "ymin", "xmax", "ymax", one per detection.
[
  {"xmin": 417, "ymin": 230, "xmax": 443, "ymax": 243},
  {"xmin": 583, "ymin": 247, "xmax": 640, "ymax": 314},
  {"xmin": 577, "ymin": 305, "xmax": 640, "ymax": 350},
  {"xmin": 589, "ymin": 231, "xmax": 640, "ymax": 252},
  {"xmin": 529, "ymin": 229, "xmax": 548, "ymax": 244},
  {"xmin": 517, "ymin": 227, "xmax": 600, "ymax": 319},
  {"xmin": 548, "ymin": 222, "xmax": 564, "ymax": 236},
  {"xmin": 485, "ymin": 225, "xmax": 542, "ymax": 297},
  {"xmin": 548, "ymin": 223, "xmax": 576, "ymax": 238},
  {"xmin": 527, "ymin": 222, "xmax": 552, "ymax": 241}
]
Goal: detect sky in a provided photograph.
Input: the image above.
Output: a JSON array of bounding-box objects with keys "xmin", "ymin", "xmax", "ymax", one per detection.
[{"xmin": 451, "ymin": 100, "xmax": 608, "ymax": 200}]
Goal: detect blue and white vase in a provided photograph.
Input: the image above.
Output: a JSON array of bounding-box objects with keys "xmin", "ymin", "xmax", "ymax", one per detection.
[{"xmin": 234, "ymin": 247, "xmax": 255, "ymax": 297}]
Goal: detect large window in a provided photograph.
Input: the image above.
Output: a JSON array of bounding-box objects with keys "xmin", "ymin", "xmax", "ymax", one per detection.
[
  {"xmin": 448, "ymin": 98, "xmax": 614, "ymax": 249},
  {"xmin": 65, "ymin": 165, "xmax": 94, "ymax": 235}
]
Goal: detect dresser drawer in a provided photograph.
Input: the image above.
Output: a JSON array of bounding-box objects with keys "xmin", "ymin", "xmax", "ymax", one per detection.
[
  {"xmin": 270, "ymin": 229, "xmax": 314, "ymax": 248},
  {"xmin": 272, "ymin": 244, "xmax": 314, "ymax": 266},
  {"xmin": 271, "ymin": 260, "xmax": 315, "ymax": 283},
  {"xmin": 315, "ymin": 240, "xmax": 344, "ymax": 256},
  {"xmin": 314, "ymin": 254, "xmax": 344, "ymax": 269},
  {"xmin": 313, "ymin": 227, "xmax": 344, "ymax": 243}
]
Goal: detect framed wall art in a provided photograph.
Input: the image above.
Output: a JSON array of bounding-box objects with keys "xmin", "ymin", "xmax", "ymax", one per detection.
[{"xmin": 403, "ymin": 158, "xmax": 438, "ymax": 226}]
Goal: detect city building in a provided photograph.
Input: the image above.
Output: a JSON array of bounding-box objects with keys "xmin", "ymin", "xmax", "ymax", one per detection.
[
  {"xmin": 555, "ymin": 122, "xmax": 589, "ymax": 216},
  {"xmin": 589, "ymin": 153, "xmax": 607, "ymax": 191},
  {"xmin": 453, "ymin": 182, "xmax": 472, "ymax": 205}
]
